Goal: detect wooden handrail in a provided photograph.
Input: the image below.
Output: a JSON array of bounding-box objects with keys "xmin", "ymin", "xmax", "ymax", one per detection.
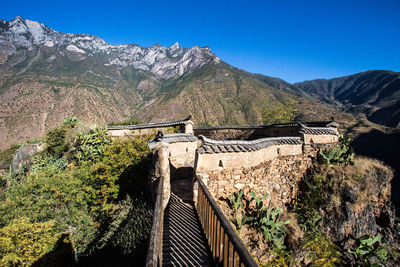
[
  {"xmin": 145, "ymin": 175, "xmax": 165, "ymax": 267},
  {"xmin": 195, "ymin": 176, "xmax": 258, "ymax": 267}
]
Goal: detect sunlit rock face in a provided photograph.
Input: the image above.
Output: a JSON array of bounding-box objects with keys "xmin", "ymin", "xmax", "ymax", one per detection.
[{"xmin": 0, "ymin": 16, "xmax": 220, "ymax": 79}]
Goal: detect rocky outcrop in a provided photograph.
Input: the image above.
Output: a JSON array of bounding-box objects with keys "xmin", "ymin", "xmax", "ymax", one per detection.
[
  {"xmin": 316, "ymin": 158, "xmax": 400, "ymax": 264},
  {"xmin": 11, "ymin": 143, "xmax": 45, "ymax": 172},
  {"xmin": 321, "ymin": 158, "xmax": 395, "ymax": 238}
]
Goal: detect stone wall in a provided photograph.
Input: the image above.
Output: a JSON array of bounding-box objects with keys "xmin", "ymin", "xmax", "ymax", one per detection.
[
  {"xmin": 302, "ymin": 133, "xmax": 339, "ymax": 145},
  {"xmin": 196, "ymin": 152, "xmax": 316, "ymax": 210},
  {"xmin": 195, "ymin": 144, "xmax": 303, "ymax": 172},
  {"xmin": 168, "ymin": 141, "xmax": 199, "ymax": 169}
]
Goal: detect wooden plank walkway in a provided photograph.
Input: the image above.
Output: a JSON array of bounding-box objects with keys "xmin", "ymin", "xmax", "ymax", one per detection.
[{"xmin": 162, "ymin": 193, "xmax": 214, "ymax": 266}]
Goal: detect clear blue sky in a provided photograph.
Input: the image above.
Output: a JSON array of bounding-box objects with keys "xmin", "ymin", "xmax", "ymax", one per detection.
[{"xmin": 2, "ymin": 0, "xmax": 400, "ymax": 83}]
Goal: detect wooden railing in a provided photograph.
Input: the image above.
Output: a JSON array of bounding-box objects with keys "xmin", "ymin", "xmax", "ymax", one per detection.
[
  {"xmin": 195, "ymin": 176, "xmax": 258, "ymax": 267},
  {"xmin": 145, "ymin": 175, "xmax": 165, "ymax": 267}
]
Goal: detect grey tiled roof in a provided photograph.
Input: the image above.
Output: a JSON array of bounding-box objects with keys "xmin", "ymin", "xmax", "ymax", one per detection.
[
  {"xmin": 193, "ymin": 120, "xmax": 337, "ymax": 130},
  {"xmin": 159, "ymin": 133, "xmax": 198, "ymax": 144},
  {"xmin": 108, "ymin": 116, "xmax": 192, "ymax": 130},
  {"xmin": 299, "ymin": 124, "xmax": 338, "ymax": 135},
  {"xmin": 197, "ymin": 135, "xmax": 302, "ymax": 154},
  {"xmin": 148, "ymin": 133, "xmax": 198, "ymax": 148}
]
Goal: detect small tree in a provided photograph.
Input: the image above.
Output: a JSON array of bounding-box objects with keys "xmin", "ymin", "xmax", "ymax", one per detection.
[{"xmin": 262, "ymin": 100, "xmax": 298, "ymax": 124}]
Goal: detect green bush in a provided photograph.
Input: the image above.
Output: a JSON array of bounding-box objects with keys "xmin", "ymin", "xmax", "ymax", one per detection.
[
  {"xmin": 319, "ymin": 133, "xmax": 354, "ymax": 168},
  {"xmin": 79, "ymin": 137, "xmax": 151, "ymax": 216},
  {"xmin": 0, "ymin": 217, "xmax": 59, "ymax": 266},
  {"xmin": 31, "ymin": 155, "xmax": 68, "ymax": 173},
  {"xmin": 262, "ymin": 100, "xmax": 298, "ymax": 124},
  {"xmin": 228, "ymin": 190, "xmax": 289, "ymax": 249},
  {"xmin": 95, "ymin": 196, "xmax": 152, "ymax": 254},
  {"xmin": 62, "ymin": 116, "xmax": 78, "ymax": 127},
  {"xmin": 44, "ymin": 126, "xmax": 69, "ymax": 158},
  {"xmin": 0, "ymin": 129, "xmax": 152, "ymax": 264},
  {"xmin": 248, "ymin": 203, "xmax": 289, "ymax": 249},
  {"xmin": 69, "ymin": 126, "xmax": 111, "ymax": 163},
  {"xmin": 0, "ymin": 167, "xmax": 97, "ymax": 253}
]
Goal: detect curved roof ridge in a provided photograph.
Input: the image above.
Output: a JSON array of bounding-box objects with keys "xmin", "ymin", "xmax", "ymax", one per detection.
[
  {"xmin": 299, "ymin": 124, "xmax": 338, "ymax": 135},
  {"xmin": 108, "ymin": 115, "xmax": 193, "ymax": 130},
  {"xmin": 198, "ymin": 135, "xmax": 301, "ymax": 146}
]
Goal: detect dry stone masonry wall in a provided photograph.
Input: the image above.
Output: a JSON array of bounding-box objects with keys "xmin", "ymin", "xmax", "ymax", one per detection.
[{"xmin": 200, "ymin": 153, "xmax": 315, "ymax": 210}]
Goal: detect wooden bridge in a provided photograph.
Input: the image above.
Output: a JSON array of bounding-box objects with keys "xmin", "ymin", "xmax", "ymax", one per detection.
[{"xmin": 145, "ymin": 144, "xmax": 258, "ymax": 267}]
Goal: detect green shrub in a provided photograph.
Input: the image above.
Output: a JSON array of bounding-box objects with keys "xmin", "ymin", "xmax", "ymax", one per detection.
[
  {"xmin": 262, "ymin": 100, "xmax": 298, "ymax": 124},
  {"xmin": 0, "ymin": 167, "xmax": 96, "ymax": 253},
  {"xmin": 94, "ymin": 196, "xmax": 152, "ymax": 254},
  {"xmin": 69, "ymin": 126, "xmax": 111, "ymax": 163},
  {"xmin": 81, "ymin": 137, "xmax": 151, "ymax": 216},
  {"xmin": 294, "ymin": 173, "xmax": 327, "ymax": 232},
  {"xmin": 249, "ymin": 205, "xmax": 289, "ymax": 249},
  {"xmin": 0, "ymin": 217, "xmax": 59, "ymax": 266},
  {"xmin": 262, "ymin": 249, "xmax": 293, "ymax": 267},
  {"xmin": 62, "ymin": 116, "xmax": 78, "ymax": 127},
  {"xmin": 319, "ymin": 133, "xmax": 354, "ymax": 168},
  {"xmin": 0, "ymin": 129, "xmax": 152, "ymax": 264},
  {"xmin": 228, "ymin": 190, "xmax": 290, "ymax": 249},
  {"xmin": 44, "ymin": 126, "xmax": 69, "ymax": 158},
  {"xmin": 31, "ymin": 155, "xmax": 68, "ymax": 173}
]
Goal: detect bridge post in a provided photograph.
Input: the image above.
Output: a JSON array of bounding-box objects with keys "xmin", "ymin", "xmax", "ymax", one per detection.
[{"xmin": 156, "ymin": 143, "xmax": 171, "ymax": 209}]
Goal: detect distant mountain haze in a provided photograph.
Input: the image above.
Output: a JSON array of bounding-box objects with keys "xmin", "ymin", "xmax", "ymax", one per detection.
[{"xmin": 0, "ymin": 17, "xmax": 398, "ymax": 149}]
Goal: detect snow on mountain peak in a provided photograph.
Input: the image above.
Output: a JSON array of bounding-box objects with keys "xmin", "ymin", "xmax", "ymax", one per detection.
[{"xmin": 1, "ymin": 17, "xmax": 220, "ymax": 79}]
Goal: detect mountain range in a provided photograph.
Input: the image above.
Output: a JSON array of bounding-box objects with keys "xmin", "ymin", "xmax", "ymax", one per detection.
[
  {"xmin": 0, "ymin": 16, "xmax": 399, "ymax": 150},
  {"xmin": 295, "ymin": 70, "xmax": 400, "ymax": 128}
]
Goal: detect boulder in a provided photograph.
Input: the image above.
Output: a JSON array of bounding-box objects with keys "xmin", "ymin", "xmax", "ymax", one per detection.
[{"xmin": 11, "ymin": 143, "xmax": 46, "ymax": 172}]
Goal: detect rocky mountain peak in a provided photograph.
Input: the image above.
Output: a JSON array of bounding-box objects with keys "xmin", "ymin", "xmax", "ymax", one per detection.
[{"xmin": 0, "ymin": 17, "xmax": 221, "ymax": 79}]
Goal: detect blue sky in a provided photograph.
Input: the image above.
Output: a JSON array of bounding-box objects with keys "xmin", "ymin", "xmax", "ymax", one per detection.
[{"xmin": 2, "ymin": 0, "xmax": 400, "ymax": 83}]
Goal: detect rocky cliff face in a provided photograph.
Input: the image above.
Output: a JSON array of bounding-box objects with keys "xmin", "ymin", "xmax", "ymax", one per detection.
[
  {"xmin": 0, "ymin": 16, "xmax": 220, "ymax": 79},
  {"xmin": 0, "ymin": 17, "xmax": 223, "ymax": 148},
  {"xmin": 319, "ymin": 157, "xmax": 399, "ymax": 265}
]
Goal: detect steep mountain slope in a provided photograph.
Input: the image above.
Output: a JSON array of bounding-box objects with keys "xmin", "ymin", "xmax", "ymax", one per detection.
[
  {"xmin": 0, "ymin": 17, "xmax": 219, "ymax": 148},
  {"xmin": 136, "ymin": 62, "xmax": 356, "ymax": 126},
  {"xmin": 294, "ymin": 70, "xmax": 400, "ymax": 128},
  {"xmin": 0, "ymin": 16, "xmax": 348, "ymax": 149}
]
